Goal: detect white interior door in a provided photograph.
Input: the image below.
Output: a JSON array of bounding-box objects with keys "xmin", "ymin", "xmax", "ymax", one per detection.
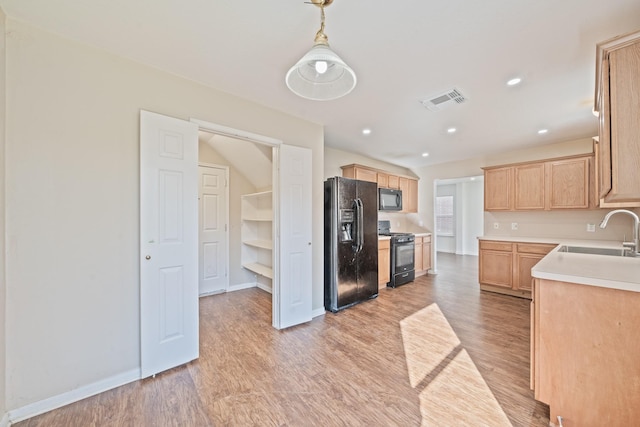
[
  {"xmin": 140, "ymin": 110, "xmax": 199, "ymax": 378},
  {"xmin": 198, "ymin": 165, "xmax": 228, "ymax": 295},
  {"xmin": 274, "ymin": 144, "xmax": 312, "ymax": 329}
]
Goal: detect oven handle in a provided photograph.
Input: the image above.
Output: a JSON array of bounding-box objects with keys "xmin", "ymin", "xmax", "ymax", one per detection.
[{"xmin": 355, "ymin": 198, "xmax": 364, "ymax": 253}]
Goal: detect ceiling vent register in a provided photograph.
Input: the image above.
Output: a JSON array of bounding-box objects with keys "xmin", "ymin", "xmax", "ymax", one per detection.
[{"xmin": 421, "ymin": 88, "xmax": 467, "ymax": 111}]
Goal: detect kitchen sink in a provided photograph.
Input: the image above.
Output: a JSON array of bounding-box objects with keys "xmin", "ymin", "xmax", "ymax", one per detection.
[{"xmin": 557, "ymin": 245, "xmax": 630, "ymax": 257}]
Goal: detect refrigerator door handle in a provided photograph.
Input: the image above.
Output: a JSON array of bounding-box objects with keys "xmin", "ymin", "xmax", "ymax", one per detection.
[{"xmin": 355, "ymin": 198, "xmax": 364, "ymax": 253}]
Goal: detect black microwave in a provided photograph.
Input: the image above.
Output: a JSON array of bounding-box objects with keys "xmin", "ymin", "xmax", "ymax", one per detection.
[{"xmin": 378, "ymin": 188, "xmax": 402, "ymax": 211}]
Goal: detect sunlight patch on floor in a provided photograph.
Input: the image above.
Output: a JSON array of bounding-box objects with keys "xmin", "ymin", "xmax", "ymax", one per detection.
[{"xmin": 400, "ymin": 303, "xmax": 511, "ymax": 426}]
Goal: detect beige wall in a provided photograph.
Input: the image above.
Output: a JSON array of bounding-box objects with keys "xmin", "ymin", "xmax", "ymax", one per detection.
[
  {"xmin": 4, "ymin": 19, "xmax": 324, "ymax": 411},
  {"xmin": 0, "ymin": 8, "xmax": 6, "ymax": 419},
  {"xmin": 414, "ymin": 137, "xmax": 639, "ymax": 243},
  {"xmin": 324, "ymin": 147, "xmax": 425, "ymax": 233},
  {"xmin": 324, "ymin": 147, "xmax": 416, "ymax": 179}
]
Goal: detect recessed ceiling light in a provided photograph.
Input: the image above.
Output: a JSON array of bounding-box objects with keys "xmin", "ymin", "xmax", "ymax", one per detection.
[
  {"xmin": 470, "ymin": 177, "xmax": 476, "ymax": 181},
  {"xmin": 362, "ymin": 128, "xmax": 371, "ymax": 135},
  {"xmin": 422, "ymin": 152, "xmax": 430, "ymax": 157},
  {"xmin": 447, "ymin": 127, "xmax": 457, "ymax": 133},
  {"xmin": 538, "ymin": 129, "xmax": 548, "ymax": 134},
  {"xmin": 507, "ymin": 77, "xmax": 522, "ymax": 86}
]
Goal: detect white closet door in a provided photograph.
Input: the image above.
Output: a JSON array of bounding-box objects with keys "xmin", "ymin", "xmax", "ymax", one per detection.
[
  {"xmin": 198, "ymin": 165, "xmax": 228, "ymax": 295},
  {"xmin": 140, "ymin": 110, "xmax": 199, "ymax": 378},
  {"xmin": 274, "ymin": 144, "xmax": 312, "ymax": 329}
]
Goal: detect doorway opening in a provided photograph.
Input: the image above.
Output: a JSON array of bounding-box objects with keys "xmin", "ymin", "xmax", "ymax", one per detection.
[
  {"xmin": 432, "ymin": 175, "xmax": 484, "ymax": 273},
  {"xmin": 197, "ymin": 128, "xmax": 275, "ymax": 319}
]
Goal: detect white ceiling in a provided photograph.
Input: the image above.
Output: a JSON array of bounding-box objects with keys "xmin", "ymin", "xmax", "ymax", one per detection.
[{"xmin": 2, "ymin": 0, "xmax": 639, "ymax": 169}]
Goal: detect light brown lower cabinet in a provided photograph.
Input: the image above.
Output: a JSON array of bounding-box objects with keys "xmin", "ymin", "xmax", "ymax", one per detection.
[
  {"xmin": 531, "ymin": 278, "xmax": 640, "ymax": 424},
  {"xmin": 479, "ymin": 240, "xmax": 556, "ymax": 298},
  {"xmin": 414, "ymin": 234, "xmax": 432, "ymax": 276},
  {"xmin": 378, "ymin": 238, "xmax": 390, "ymax": 288}
]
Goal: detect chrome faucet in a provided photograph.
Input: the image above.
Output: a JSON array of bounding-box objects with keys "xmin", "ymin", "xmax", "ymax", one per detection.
[{"xmin": 599, "ymin": 209, "xmax": 640, "ymax": 256}]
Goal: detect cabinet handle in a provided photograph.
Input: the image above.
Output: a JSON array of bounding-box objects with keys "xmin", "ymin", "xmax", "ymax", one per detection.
[{"xmin": 145, "ymin": 255, "xmax": 151, "ymax": 260}]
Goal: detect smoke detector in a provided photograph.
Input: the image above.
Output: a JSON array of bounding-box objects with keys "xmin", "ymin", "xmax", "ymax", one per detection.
[{"xmin": 421, "ymin": 88, "xmax": 468, "ymax": 111}]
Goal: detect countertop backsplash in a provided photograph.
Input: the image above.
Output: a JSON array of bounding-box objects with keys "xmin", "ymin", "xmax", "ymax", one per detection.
[{"xmin": 484, "ymin": 209, "xmax": 640, "ymax": 242}]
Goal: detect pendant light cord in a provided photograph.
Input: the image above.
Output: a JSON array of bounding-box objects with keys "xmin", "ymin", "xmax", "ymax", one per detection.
[{"xmin": 314, "ymin": 1, "xmax": 328, "ymax": 45}]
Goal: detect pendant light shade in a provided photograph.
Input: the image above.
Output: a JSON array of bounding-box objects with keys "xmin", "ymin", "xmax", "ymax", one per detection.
[{"xmin": 285, "ymin": 0, "xmax": 356, "ymax": 101}]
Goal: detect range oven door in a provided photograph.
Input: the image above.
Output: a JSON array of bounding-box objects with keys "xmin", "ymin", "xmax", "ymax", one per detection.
[{"xmin": 390, "ymin": 236, "xmax": 415, "ymax": 287}]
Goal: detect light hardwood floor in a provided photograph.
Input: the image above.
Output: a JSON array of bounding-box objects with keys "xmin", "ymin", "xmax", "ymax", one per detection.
[{"xmin": 16, "ymin": 253, "xmax": 550, "ymax": 426}]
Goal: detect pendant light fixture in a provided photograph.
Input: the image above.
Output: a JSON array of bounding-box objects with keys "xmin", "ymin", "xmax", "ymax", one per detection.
[{"xmin": 285, "ymin": 0, "xmax": 356, "ymax": 101}]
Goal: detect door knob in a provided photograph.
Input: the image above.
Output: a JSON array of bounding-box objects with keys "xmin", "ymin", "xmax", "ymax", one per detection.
[{"xmin": 145, "ymin": 255, "xmax": 151, "ymax": 260}]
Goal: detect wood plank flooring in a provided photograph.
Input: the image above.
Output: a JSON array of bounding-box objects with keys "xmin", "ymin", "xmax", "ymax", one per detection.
[{"xmin": 16, "ymin": 253, "xmax": 550, "ymax": 426}]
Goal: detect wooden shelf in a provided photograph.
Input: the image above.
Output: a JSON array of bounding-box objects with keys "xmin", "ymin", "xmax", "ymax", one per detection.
[
  {"xmin": 242, "ymin": 239, "xmax": 273, "ymax": 250},
  {"xmin": 241, "ymin": 190, "xmax": 272, "ymax": 199},
  {"xmin": 241, "ymin": 190, "xmax": 273, "ymax": 284},
  {"xmin": 241, "ymin": 213, "xmax": 273, "ymax": 222},
  {"xmin": 242, "ymin": 262, "xmax": 273, "ymax": 279}
]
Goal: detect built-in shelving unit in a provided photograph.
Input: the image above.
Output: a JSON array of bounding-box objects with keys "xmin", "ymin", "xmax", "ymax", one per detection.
[{"xmin": 241, "ymin": 191, "xmax": 273, "ymax": 287}]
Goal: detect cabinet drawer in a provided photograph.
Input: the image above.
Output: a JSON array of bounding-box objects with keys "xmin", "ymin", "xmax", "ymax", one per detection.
[
  {"xmin": 516, "ymin": 243, "xmax": 557, "ymax": 255},
  {"xmin": 479, "ymin": 240, "xmax": 513, "ymax": 252}
]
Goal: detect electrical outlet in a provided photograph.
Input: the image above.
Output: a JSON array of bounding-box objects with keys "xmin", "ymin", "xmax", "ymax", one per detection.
[
  {"xmin": 511, "ymin": 222, "xmax": 518, "ymax": 230},
  {"xmin": 493, "ymin": 222, "xmax": 499, "ymax": 229},
  {"xmin": 587, "ymin": 223, "xmax": 596, "ymax": 232}
]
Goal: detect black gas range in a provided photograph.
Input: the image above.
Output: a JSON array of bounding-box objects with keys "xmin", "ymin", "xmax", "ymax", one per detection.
[{"xmin": 378, "ymin": 221, "xmax": 416, "ymax": 287}]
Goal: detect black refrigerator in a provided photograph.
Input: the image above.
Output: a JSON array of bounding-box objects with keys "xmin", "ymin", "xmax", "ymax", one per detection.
[{"xmin": 324, "ymin": 177, "xmax": 378, "ymax": 312}]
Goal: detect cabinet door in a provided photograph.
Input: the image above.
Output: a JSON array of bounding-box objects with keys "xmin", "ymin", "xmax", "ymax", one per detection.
[
  {"xmin": 546, "ymin": 157, "xmax": 589, "ymax": 209},
  {"xmin": 378, "ymin": 239, "xmax": 390, "ymax": 287},
  {"xmin": 414, "ymin": 236, "xmax": 423, "ymax": 271},
  {"xmin": 479, "ymin": 250, "xmax": 513, "ymax": 288},
  {"xmin": 598, "ymin": 56, "xmax": 613, "ymax": 200},
  {"xmin": 407, "ymin": 179, "xmax": 418, "ymax": 213},
  {"xmin": 399, "ymin": 177, "xmax": 410, "ymax": 212},
  {"xmin": 607, "ymin": 42, "xmax": 640, "ymax": 203},
  {"xmin": 388, "ymin": 175, "xmax": 399, "ymax": 189},
  {"xmin": 515, "ymin": 253, "xmax": 544, "ymax": 291},
  {"xmin": 355, "ymin": 167, "xmax": 378, "ymax": 183},
  {"xmin": 422, "ymin": 238, "xmax": 431, "ymax": 271},
  {"xmin": 514, "ymin": 163, "xmax": 545, "ymax": 210},
  {"xmin": 484, "ymin": 167, "xmax": 512, "ymax": 211},
  {"xmin": 377, "ymin": 173, "xmax": 389, "ymax": 188}
]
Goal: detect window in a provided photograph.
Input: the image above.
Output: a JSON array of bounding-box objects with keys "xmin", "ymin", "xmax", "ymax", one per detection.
[{"xmin": 435, "ymin": 195, "xmax": 454, "ymax": 236}]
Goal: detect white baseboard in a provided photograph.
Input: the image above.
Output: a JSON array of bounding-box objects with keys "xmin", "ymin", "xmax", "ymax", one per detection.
[
  {"xmin": 312, "ymin": 307, "xmax": 326, "ymax": 318},
  {"xmin": 198, "ymin": 289, "xmax": 226, "ymax": 298},
  {"xmin": 256, "ymin": 283, "xmax": 272, "ymax": 294},
  {"xmin": 227, "ymin": 282, "xmax": 257, "ymax": 292},
  {"xmin": 8, "ymin": 368, "xmax": 140, "ymax": 424}
]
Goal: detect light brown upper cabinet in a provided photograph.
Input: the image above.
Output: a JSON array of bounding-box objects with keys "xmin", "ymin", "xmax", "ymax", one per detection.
[
  {"xmin": 341, "ymin": 164, "xmax": 418, "ymax": 213},
  {"xmin": 595, "ymin": 30, "xmax": 640, "ymax": 206},
  {"xmin": 484, "ymin": 167, "xmax": 513, "ymax": 211},
  {"xmin": 514, "ymin": 163, "xmax": 545, "ymax": 210},
  {"xmin": 483, "ymin": 154, "xmax": 594, "ymax": 212},
  {"xmin": 377, "ymin": 173, "xmax": 389, "ymax": 188},
  {"xmin": 546, "ymin": 157, "xmax": 590, "ymax": 209}
]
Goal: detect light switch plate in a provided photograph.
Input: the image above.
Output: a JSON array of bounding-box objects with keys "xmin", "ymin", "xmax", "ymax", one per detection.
[
  {"xmin": 511, "ymin": 222, "xmax": 518, "ymax": 230},
  {"xmin": 493, "ymin": 222, "xmax": 499, "ymax": 229},
  {"xmin": 587, "ymin": 223, "xmax": 596, "ymax": 232}
]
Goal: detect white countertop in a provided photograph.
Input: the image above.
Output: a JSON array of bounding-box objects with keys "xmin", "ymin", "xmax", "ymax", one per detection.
[{"xmin": 478, "ymin": 236, "xmax": 640, "ymax": 293}]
